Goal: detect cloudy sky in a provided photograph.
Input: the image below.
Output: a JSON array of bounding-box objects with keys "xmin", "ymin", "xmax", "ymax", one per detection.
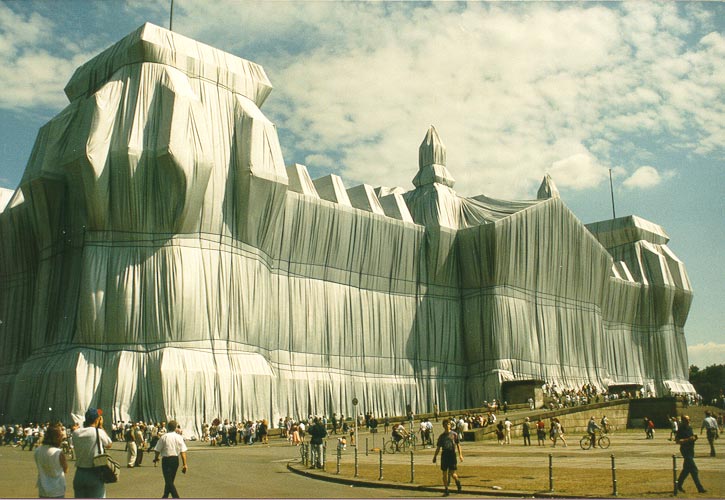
[{"xmin": 0, "ymin": 1, "xmax": 723, "ymax": 367}]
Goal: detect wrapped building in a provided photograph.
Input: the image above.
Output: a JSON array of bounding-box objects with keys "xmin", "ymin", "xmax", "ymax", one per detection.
[{"xmin": 0, "ymin": 23, "xmax": 694, "ymax": 432}]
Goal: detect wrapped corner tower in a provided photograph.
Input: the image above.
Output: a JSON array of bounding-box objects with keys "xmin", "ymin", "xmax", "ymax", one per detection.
[{"xmin": 0, "ymin": 23, "xmax": 694, "ymax": 433}]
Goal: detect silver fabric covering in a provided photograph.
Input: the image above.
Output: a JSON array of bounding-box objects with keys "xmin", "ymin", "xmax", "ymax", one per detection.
[{"xmin": 0, "ymin": 23, "xmax": 694, "ymax": 434}]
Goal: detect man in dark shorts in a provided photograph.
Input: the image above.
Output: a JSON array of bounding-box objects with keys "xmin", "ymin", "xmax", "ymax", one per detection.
[
  {"xmin": 676, "ymin": 415, "xmax": 706, "ymax": 493},
  {"xmin": 432, "ymin": 419, "xmax": 463, "ymax": 496}
]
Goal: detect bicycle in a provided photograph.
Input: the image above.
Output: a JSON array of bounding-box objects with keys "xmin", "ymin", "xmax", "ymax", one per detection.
[
  {"xmin": 580, "ymin": 431, "xmax": 610, "ymax": 450},
  {"xmin": 385, "ymin": 433, "xmax": 417, "ymax": 453}
]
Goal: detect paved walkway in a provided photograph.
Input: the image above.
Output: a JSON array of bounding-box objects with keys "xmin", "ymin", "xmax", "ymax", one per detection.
[
  {"xmin": 288, "ymin": 428, "xmax": 724, "ymax": 498},
  {"xmin": 1, "ymin": 428, "xmax": 722, "ymax": 498}
]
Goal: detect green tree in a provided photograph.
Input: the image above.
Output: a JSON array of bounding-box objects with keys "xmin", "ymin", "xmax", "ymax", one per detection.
[{"xmin": 688, "ymin": 364, "xmax": 725, "ymax": 405}]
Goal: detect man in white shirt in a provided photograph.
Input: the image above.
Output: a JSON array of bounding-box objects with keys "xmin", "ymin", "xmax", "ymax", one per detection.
[
  {"xmin": 700, "ymin": 411, "xmax": 719, "ymax": 457},
  {"xmin": 503, "ymin": 418, "xmax": 512, "ymax": 444},
  {"xmin": 153, "ymin": 420, "xmax": 188, "ymax": 498}
]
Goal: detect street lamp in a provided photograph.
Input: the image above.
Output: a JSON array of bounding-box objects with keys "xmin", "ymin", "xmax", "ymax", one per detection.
[{"xmin": 352, "ymin": 397, "xmax": 359, "ymax": 447}]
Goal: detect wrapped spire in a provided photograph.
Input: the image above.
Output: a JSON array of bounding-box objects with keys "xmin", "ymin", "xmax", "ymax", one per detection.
[
  {"xmin": 413, "ymin": 126, "xmax": 455, "ymax": 188},
  {"xmin": 537, "ymin": 173, "xmax": 560, "ymax": 200}
]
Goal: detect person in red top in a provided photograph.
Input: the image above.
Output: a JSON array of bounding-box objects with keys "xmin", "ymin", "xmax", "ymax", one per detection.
[{"xmin": 536, "ymin": 418, "xmax": 546, "ymax": 446}]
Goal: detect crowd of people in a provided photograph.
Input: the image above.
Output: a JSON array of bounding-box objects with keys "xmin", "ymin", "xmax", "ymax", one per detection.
[
  {"xmin": 2, "ymin": 393, "xmax": 721, "ymax": 498},
  {"xmin": 198, "ymin": 418, "xmax": 269, "ymax": 446},
  {"xmin": 0, "ymin": 408, "xmax": 189, "ymax": 498}
]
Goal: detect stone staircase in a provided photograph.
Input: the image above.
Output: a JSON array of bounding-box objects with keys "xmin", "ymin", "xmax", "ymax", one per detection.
[{"xmin": 462, "ymin": 399, "xmax": 631, "ymax": 441}]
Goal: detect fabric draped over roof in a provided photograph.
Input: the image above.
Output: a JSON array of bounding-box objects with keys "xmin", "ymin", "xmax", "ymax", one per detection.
[{"xmin": 0, "ymin": 23, "xmax": 694, "ymax": 434}]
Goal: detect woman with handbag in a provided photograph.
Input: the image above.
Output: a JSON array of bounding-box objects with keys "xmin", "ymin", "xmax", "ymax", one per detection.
[{"xmin": 72, "ymin": 408, "xmax": 113, "ymax": 498}]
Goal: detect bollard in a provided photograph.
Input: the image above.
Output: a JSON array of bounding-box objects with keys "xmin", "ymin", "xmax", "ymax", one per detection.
[
  {"xmin": 322, "ymin": 441, "xmax": 327, "ymax": 471},
  {"xmin": 672, "ymin": 455, "xmax": 678, "ymax": 497},
  {"xmin": 366, "ymin": 437, "xmax": 369, "ymax": 457},
  {"xmin": 548, "ymin": 454, "xmax": 554, "ymax": 492},
  {"xmin": 611, "ymin": 454, "xmax": 617, "ymax": 496},
  {"xmin": 379, "ymin": 449, "xmax": 384, "ymax": 480},
  {"xmin": 382, "ymin": 437, "xmax": 386, "ymax": 454},
  {"xmin": 410, "ymin": 450, "xmax": 415, "ymax": 483},
  {"xmin": 336, "ymin": 445, "xmax": 341, "ymax": 474},
  {"xmin": 300, "ymin": 443, "xmax": 305, "ymax": 464},
  {"xmin": 354, "ymin": 446, "xmax": 359, "ymax": 477}
]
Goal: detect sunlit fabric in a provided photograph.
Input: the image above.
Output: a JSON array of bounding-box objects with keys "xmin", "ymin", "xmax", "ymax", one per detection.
[{"xmin": 0, "ymin": 23, "xmax": 694, "ymax": 435}]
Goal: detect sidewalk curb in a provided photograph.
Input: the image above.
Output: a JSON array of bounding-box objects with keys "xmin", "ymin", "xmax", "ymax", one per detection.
[{"xmin": 286, "ymin": 461, "xmax": 593, "ymax": 498}]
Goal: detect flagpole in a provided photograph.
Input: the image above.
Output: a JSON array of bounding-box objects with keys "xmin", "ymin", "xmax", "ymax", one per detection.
[
  {"xmin": 169, "ymin": 0, "xmax": 174, "ymax": 31},
  {"xmin": 609, "ymin": 168, "xmax": 616, "ymax": 219}
]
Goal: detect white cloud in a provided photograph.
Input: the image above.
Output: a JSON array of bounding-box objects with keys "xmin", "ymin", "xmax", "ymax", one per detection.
[
  {"xmin": 239, "ymin": 2, "xmax": 724, "ymax": 197},
  {"xmin": 0, "ymin": 3, "xmax": 91, "ymax": 111},
  {"xmin": 549, "ymin": 152, "xmax": 610, "ymax": 190},
  {"xmin": 2, "ymin": 2, "xmax": 723, "ymax": 199},
  {"xmin": 688, "ymin": 342, "xmax": 725, "ymax": 368},
  {"xmin": 623, "ymin": 166, "xmax": 676, "ymax": 189}
]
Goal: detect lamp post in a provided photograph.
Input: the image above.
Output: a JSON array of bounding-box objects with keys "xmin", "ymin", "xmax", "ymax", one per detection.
[{"xmin": 352, "ymin": 397, "xmax": 359, "ymax": 447}]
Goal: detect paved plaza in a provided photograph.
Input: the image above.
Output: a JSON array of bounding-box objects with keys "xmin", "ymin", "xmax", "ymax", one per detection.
[{"xmin": 1, "ymin": 428, "xmax": 722, "ymax": 498}]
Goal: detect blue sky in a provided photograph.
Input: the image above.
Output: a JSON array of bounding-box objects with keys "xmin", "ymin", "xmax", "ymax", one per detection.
[{"xmin": 0, "ymin": 1, "xmax": 723, "ymax": 367}]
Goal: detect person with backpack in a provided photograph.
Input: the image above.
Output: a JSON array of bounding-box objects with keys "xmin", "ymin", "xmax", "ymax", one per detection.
[{"xmin": 432, "ymin": 419, "xmax": 463, "ymax": 496}]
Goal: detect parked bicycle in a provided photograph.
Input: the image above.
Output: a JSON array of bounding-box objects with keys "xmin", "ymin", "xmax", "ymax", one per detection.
[
  {"xmin": 580, "ymin": 431, "xmax": 610, "ymax": 450},
  {"xmin": 385, "ymin": 433, "xmax": 417, "ymax": 453}
]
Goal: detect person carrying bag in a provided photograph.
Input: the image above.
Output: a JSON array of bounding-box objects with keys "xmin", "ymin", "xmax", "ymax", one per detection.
[
  {"xmin": 72, "ymin": 408, "xmax": 115, "ymax": 498},
  {"xmin": 93, "ymin": 427, "xmax": 120, "ymax": 483}
]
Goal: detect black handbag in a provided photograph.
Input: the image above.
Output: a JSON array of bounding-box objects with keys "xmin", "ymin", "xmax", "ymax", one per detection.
[{"xmin": 93, "ymin": 427, "xmax": 120, "ymax": 483}]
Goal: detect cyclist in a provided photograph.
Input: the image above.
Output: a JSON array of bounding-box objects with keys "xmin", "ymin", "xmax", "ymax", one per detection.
[
  {"xmin": 587, "ymin": 416, "xmax": 601, "ymax": 449},
  {"xmin": 392, "ymin": 421, "xmax": 408, "ymax": 451}
]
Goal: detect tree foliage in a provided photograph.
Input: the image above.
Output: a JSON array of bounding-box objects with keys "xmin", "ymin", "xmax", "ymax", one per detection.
[{"xmin": 689, "ymin": 364, "xmax": 725, "ymax": 404}]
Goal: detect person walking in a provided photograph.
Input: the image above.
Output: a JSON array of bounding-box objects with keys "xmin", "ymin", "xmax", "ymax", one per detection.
[
  {"xmin": 700, "ymin": 411, "xmax": 719, "ymax": 457},
  {"xmin": 432, "ymin": 419, "xmax": 462, "ymax": 496},
  {"xmin": 125, "ymin": 423, "xmax": 138, "ymax": 468},
  {"xmin": 675, "ymin": 415, "xmax": 706, "ymax": 494},
  {"xmin": 669, "ymin": 416, "xmax": 678, "ymax": 441},
  {"xmin": 153, "ymin": 420, "xmax": 188, "ymax": 498},
  {"xmin": 72, "ymin": 408, "xmax": 112, "ymax": 498},
  {"xmin": 34, "ymin": 423, "xmax": 67, "ymax": 498},
  {"xmin": 551, "ymin": 418, "xmax": 567, "ymax": 447}
]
